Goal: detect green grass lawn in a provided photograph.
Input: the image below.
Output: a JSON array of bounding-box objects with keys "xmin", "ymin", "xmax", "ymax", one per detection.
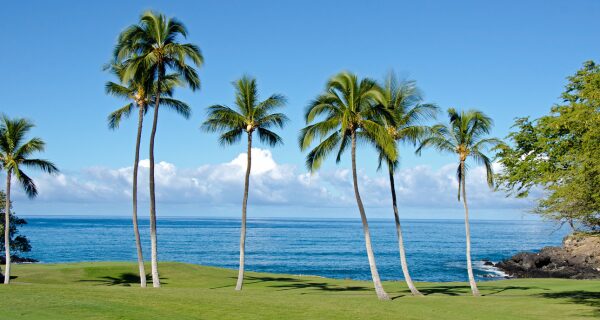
[{"xmin": 0, "ymin": 262, "xmax": 598, "ymax": 319}]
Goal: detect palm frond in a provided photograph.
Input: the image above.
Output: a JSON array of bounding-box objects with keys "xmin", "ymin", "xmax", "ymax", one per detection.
[
  {"xmin": 255, "ymin": 94, "xmax": 287, "ymax": 119},
  {"xmin": 472, "ymin": 151, "xmax": 495, "ymax": 188},
  {"xmin": 201, "ymin": 105, "xmax": 246, "ymax": 132},
  {"xmin": 305, "ymin": 131, "xmax": 342, "ymax": 172},
  {"xmin": 160, "ymin": 98, "xmax": 191, "ymax": 119},
  {"xmin": 298, "ymin": 117, "xmax": 340, "ymax": 151},
  {"xmin": 234, "ymin": 76, "xmax": 258, "ymax": 117},
  {"xmin": 258, "ymin": 113, "xmax": 289, "ymax": 129},
  {"xmin": 15, "ymin": 169, "xmax": 37, "ymax": 199},
  {"xmin": 360, "ymin": 119, "xmax": 397, "ymax": 162},
  {"xmin": 107, "ymin": 103, "xmax": 135, "ymax": 129},
  {"xmin": 218, "ymin": 128, "xmax": 244, "ymax": 146},
  {"xmin": 257, "ymin": 128, "xmax": 283, "ymax": 147},
  {"xmin": 21, "ymin": 159, "xmax": 59, "ymax": 174},
  {"xmin": 14, "ymin": 138, "xmax": 45, "ymax": 159},
  {"xmin": 415, "ymin": 124, "xmax": 456, "ymax": 155},
  {"xmin": 105, "ymin": 81, "xmax": 133, "ymax": 98}
]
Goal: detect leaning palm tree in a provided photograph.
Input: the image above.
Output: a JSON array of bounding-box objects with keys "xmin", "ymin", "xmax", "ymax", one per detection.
[
  {"xmin": 0, "ymin": 115, "xmax": 58, "ymax": 284},
  {"xmin": 105, "ymin": 63, "xmax": 190, "ymax": 288},
  {"xmin": 375, "ymin": 72, "xmax": 437, "ymax": 296},
  {"xmin": 202, "ymin": 76, "xmax": 287, "ymax": 291},
  {"xmin": 299, "ymin": 71, "xmax": 397, "ymax": 301},
  {"xmin": 113, "ymin": 11, "xmax": 203, "ymax": 287},
  {"xmin": 416, "ymin": 108, "xmax": 501, "ymax": 296}
]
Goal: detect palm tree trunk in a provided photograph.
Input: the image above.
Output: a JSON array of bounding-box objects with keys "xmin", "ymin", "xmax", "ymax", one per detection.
[
  {"xmin": 351, "ymin": 131, "xmax": 389, "ymax": 301},
  {"xmin": 387, "ymin": 164, "xmax": 421, "ymax": 296},
  {"xmin": 132, "ymin": 106, "xmax": 147, "ymax": 288},
  {"xmin": 461, "ymin": 160, "xmax": 480, "ymax": 296},
  {"xmin": 148, "ymin": 71, "xmax": 163, "ymax": 288},
  {"xmin": 3, "ymin": 170, "xmax": 12, "ymax": 284},
  {"xmin": 235, "ymin": 133, "xmax": 252, "ymax": 291}
]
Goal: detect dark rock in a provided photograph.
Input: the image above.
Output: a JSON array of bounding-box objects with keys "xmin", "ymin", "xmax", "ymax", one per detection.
[
  {"xmin": 496, "ymin": 234, "xmax": 600, "ymax": 279},
  {"xmin": 483, "ymin": 260, "xmax": 494, "ymax": 266}
]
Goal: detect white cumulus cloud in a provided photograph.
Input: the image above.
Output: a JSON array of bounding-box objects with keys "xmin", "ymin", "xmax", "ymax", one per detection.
[{"xmin": 8, "ymin": 148, "xmax": 531, "ymax": 214}]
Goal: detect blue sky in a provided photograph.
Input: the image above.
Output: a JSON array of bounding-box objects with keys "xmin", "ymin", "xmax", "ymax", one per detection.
[{"xmin": 1, "ymin": 0, "xmax": 599, "ymax": 218}]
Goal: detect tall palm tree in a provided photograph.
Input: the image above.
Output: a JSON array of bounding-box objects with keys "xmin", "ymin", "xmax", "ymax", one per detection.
[
  {"xmin": 105, "ymin": 63, "xmax": 190, "ymax": 288},
  {"xmin": 114, "ymin": 11, "xmax": 203, "ymax": 287},
  {"xmin": 416, "ymin": 108, "xmax": 501, "ymax": 296},
  {"xmin": 299, "ymin": 71, "xmax": 396, "ymax": 301},
  {"xmin": 0, "ymin": 115, "xmax": 58, "ymax": 284},
  {"xmin": 202, "ymin": 76, "xmax": 287, "ymax": 291},
  {"xmin": 375, "ymin": 72, "xmax": 437, "ymax": 296}
]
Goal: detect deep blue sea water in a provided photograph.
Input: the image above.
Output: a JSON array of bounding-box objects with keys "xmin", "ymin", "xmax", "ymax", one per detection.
[{"xmin": 19, "ymin": 217, "xmax": 568, "ymax": 282}]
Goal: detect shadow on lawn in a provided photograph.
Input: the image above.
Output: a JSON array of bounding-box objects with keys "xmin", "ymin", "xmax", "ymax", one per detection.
[
  {"xmin": 483, "ymin": 285, "xmax": 549, "ymax": 296},
  {"xmin": 419, "ymin": 285, "xmax": 472, "ymax": 296},
  {"xmin": 212, "ymin": 275, "xmax": 370, "ymax": 294},
  {"xmin": 0, "ymin": 275, "xmax": 18, "ymax": 282},
  {"xmin": 419, "ymin": 284, "xmax": 547, "ymax": 297},
  {"xmin": 539, "ymin": 291, "xmax": 600, "ymax": 315},
  {"xmin": 79, "ymin": 273, "xmax": 168, "ymax": 286}
]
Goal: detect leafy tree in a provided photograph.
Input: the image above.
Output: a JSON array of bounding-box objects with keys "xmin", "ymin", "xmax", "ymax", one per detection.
[
  {"xmin": 299, "ymin": 71, "xmax": 396, "ymax": 300},
  {"xmin": 375, "ymin": 72, "xmax": 437, "ymax": 296},
  {"xmin": 0, "ymin": 115, "xmax": 58, "ymax": 284},
  {"xmin": 496, "ymin": 61, "xmax": 600, "ymax": 231},
  {"xmin": 0, "ymin": 190, "xmax": 32, "ymax": 258},
  {"xmin": 417, "ymin": 108, "xmax": 501, "ymax": 296},
  {"xmin": 202, "ymin": 76, "xmax": 287, "ymax": 291},
  {"xmin": 105, "ymin": 63, "xmax": 190, "ymax": 288},
  {"xmin": 113, "ymin": 11, "xmax": 203, "ymax": 287}
]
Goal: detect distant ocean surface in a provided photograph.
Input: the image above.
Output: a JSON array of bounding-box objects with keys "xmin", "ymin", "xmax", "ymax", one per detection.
[{"xmin": 20, "ymin": 217, "xmax": 568, "ymax": 282}]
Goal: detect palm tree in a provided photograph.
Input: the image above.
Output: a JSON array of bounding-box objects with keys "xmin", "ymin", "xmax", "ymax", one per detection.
[
  {"xmin": 375, "ymin": 72, "xmax": 437, "ymax": 296},
  {"xmin": 299, "ymin": 71, "xmax": 397, "ymax": 301},
  {"xmin": 0, "ymin": 115, "xmax": 58, "ymax": 284},
  {"xmin": 202, "ymin": 76, "xmax": 287, "ymax": 291},
  {"xmin": 113, "ymin": 11, "xmax": 203, "ymax": 287},
  {"xmin": 105, "ymin": 63, "xmax": 190, "ymax": 288},
  {"xmin": 416, "ymin": 108, "xmax": 501, "ymax": 296}
]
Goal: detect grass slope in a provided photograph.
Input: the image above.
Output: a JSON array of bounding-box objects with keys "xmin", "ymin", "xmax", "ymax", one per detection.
[{"xmin": 0, "ymin": 262, "xmax": 598, "ymax": 319}]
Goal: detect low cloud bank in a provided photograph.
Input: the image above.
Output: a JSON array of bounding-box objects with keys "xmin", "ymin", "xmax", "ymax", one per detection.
[{"xmin": 11, "ymin": 148, "xmax": 530, "ymax": 212}]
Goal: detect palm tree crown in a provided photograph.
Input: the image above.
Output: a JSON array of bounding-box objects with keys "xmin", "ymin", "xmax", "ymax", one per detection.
[
  {"xmin": 105, "ymin": 63, "xmax": 191, "ymax": 128},
  {"xmin": 202, "ymin": 76, "xmax": 288, "ymax": 145},
  {"xmin": 0, "ymin": 116, "xmax": 58, "ymax": 197},
  {"xmin": 376, "ymin": 72, "xmax": 438, "ymax": 170},
  {"xmin": 114, "ymin": 11, "xmax": 203, "ymax": 90},
  {"xmin": 417, "ymin": 108, "xmax": 500, "ymax": 197},
  {"xmin": 299, "ymin": 71, "xmax": 397, "ymax": 169}
]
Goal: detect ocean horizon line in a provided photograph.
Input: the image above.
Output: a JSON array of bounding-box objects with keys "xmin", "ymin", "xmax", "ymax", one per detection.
[{"xmin": 20, "ymin": 214, "xmax": 545, "ymax": 223}]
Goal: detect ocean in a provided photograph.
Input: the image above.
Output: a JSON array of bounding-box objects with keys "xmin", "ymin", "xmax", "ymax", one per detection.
[{"xmin": 19, "ymin": 217, "xmax": 568, "ymax": 282}]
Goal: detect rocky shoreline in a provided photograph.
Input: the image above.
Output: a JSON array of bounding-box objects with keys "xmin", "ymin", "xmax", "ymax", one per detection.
[
  {"xmin": 495, "ymin": 234, "xmax": 600, "ymax": 279},
  {"xmin": 0, "ymin": 256, "xmax": 38, "ymax": 264}
]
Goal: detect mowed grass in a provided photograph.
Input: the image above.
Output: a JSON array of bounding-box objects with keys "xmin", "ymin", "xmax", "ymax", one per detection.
[{"xmin": 0, "ymin": 262, "xmax": 598, "ymax": 319}]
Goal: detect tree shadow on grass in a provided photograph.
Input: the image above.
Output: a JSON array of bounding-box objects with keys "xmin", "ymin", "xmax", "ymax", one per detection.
[
  {"xmin": 419, "ymin": 285, "xmax": 473, "ymax": 296},
  {"xmin": 78, "ymin": 273, "xmax": 168, "ymax": 287},
  {"xmin": 211, "ymin": 275, "xmax": 370, "ymax": 294},
  {"xmin": 482, "ymin": 285, "xmax": 549, "ymax": 296},
  {"xmin": 417, "ymin": 284, "xmax": 546, "ymax": 297},
  {"xmin": 538, "ymin": 291, "xmax": 600, "ymax": 316},
  {"xmin": 0, "ymin": 275, "xmax": 18, "ymax": 282}
]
